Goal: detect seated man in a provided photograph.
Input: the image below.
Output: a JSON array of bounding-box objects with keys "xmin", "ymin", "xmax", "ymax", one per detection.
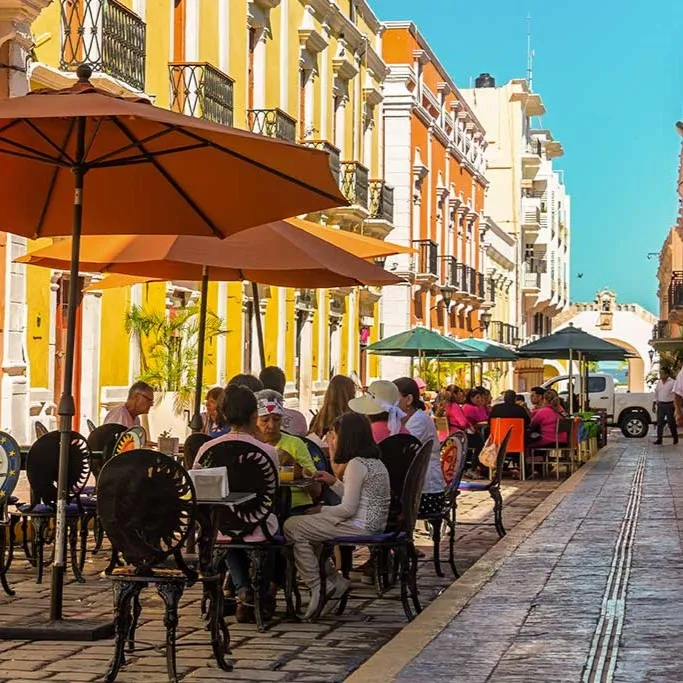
[
  {"xmin": 103, "ymin": 381, "xmax": 154, "ymax": 428},
  {"xmin": 259, "ymin": 366, "xmax": 308, "ymax": 436}
]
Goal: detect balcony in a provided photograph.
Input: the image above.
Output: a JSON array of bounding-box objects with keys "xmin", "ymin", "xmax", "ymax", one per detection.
[
  {"xmin": 60, "ymin": 0, "xmax": 146, "ymax": 92},
  {"xmin": 247, "ymin": 108, "xmax": 296, "ymax": 143},
  {"xmin": 413, "ymin": 240, "xmax": 438, "ymax": 281},
  {"xmin": 364, "ymin": 180, "xmax": 394, "ymax": 240},
  {"xmin": 486, "ymin": 276, "xmax": 496, "ymax": 305},
  {"xmin": 169, "ymin": 62, "xmax": 234, "ymax": 126},
  {"xmin": 669, "ymin": 272, "xmax": 683, "ymax": 309},
  {"xmin": 441, "ymin": 256, "xmax": 459, "ymax": 289},
  {"xmin": 477, "ymin": 272, "xmax": 486, "ymax": 299},
  {"xmin": 489, "ymin": 321, "xmax": 519, "ymax": 346},
  {"xmin": 523, "ymin": 259, "xmax": 545, "ymax": 291},
  {"xmin": 340, "ymin": 162, "xmax": 369, "ymax": 208},
  {"xmin": 651, "ymin": 320, "xmax": 683, "ymax": 351},
  {"xmin": 299, "ymin": 139, "xmax": 340, "ymax": 184}
]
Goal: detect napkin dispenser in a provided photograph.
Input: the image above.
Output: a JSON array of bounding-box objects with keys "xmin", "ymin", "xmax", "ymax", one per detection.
[{"xmin": 189, "ymin": 467, "xmax": 229, "ymax": 500}]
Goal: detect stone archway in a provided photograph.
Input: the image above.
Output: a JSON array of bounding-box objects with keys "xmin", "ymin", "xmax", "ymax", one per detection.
[{"xmin": 604, "ymin": 338, "xmax": 644, "ymax": 392}]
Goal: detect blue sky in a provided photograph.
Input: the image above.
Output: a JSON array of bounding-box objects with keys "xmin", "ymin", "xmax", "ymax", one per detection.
[{"xmin": 371, "ymin": 0, "xmax": 683, "ymax": 312}]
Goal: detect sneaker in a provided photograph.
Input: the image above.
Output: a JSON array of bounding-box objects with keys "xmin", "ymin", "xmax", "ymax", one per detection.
[
  {"xmin": 303, "ymin": 585, "xmax": 322, "ymax": 620},
  {"xmin": 322, "ymin": 574, "xmax": 350, "ymax": 616},
  {"xmin": 235, "ymin": 589, "xmax": 255, "ymax": 624}
]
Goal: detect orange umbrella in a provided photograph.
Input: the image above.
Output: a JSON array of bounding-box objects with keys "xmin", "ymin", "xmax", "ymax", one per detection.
[
  {"xmin": 19, "ymin": 222, "xmax": 404, "ymax": 430},
  {"xmin": 0, "ymin": 65, "xmax": 345, "ymax": 630}
]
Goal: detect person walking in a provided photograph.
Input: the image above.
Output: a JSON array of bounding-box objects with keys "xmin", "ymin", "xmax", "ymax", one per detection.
[{"xmin": 654, "ymin": 368, "xmax": 678, "ymax": 445}]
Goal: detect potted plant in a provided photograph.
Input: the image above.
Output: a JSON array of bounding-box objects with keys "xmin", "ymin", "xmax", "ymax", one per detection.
[
  {"xmin": 125, "ymin": 303, "xmax": 224, "ymax": 440},
  {"xmin": 157, "ymin": 429, "xmax": 180, "ymax": 455}
]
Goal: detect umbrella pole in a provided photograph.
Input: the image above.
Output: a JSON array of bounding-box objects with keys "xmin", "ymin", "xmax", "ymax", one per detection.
[
  {"xmin": 51, "ymin": 116, "xmax": 86, "ymax": 622},
  {"xmin": 568, "ymin": 349, "xmax": 574, "ymax": 414},
  {"xmin": 251, "ymin": 281, "xmax": 266, "ymax": 371},
  {"xmin": 189, "ymin": 267, "xmax": 209, "ymax": 433}
]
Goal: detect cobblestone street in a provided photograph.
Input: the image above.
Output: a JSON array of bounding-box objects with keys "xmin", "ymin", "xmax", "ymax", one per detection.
[
  {"xmin": 351, "ymin": 435, "xmax": 681, "ymax": 683},
  {"xmin": 0, "ymin": 474, "xmax": 558, "ymax": 682}
]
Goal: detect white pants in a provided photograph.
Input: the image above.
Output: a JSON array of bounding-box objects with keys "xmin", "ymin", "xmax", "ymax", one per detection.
[{"xmin": 284, "ymin": 514, "xmax": 366, "ymax": 588}]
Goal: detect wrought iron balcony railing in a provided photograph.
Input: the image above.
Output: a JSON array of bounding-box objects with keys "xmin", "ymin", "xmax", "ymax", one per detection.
[
  {"xmin": 169, "ymin": 62, "xmax": 234, "ymax": 126},
  {"xmin": 669, "ymin": 272, "xmax": 683, "ymax": 309},
  {"xmin": 247, "ymin": 108, "xmax": 297, "ymax": 143},
  {"xmin": 524, "ymin": 258, "xmax": 548, "ymax": 274},
  {"xmin": 413, "ymin": 240, "xmax": 438, "ymax": 277},
  {"xmin": 486, "ymin": 276, "xmax": 496, "ymax": 304},
  {"xmin": 60, "ymin": 0, "xmax": 146, "ymax": 92},
  {"xmin": 340, "ymin": 162, "xmax": 369, "ymax": 208},
  {"xmin": 477, "ymin": 272, "xmax": 485, "ymax": 299},
  {"xmin": 490, "ymin": 321, "xmax": 519, "ymax": 346},
  {"xmin": 369, "ymin": 181, "xmax": 394, "ymax": 223},
  {"xmin": 441, "ymin": 256, "xmax": 459, "ymax": 289},
  {"xmin": 300, "ymin": 139, "xmax": 340, "ymax": 184}
]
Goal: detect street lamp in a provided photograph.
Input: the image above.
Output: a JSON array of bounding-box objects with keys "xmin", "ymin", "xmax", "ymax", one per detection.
[
  {"xmin": 440, "ymin": 285, "xmax": 456, "ymax": 307},
  {"xmin": 649, "ymin": 348, "xmax": 655, "ymax": 363},
  {"xmin": 479, "ymin": 309, "xmax": 492, "ymax": 332},
  {"xmin": 512, "ymin": 336, "xmax": 522, "ymax": 347}
]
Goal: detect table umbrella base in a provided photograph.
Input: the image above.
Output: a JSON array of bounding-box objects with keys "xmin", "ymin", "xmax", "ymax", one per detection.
[{"xmin": 0, "ymin": 618, "xmax": 114, "ymax": 641}]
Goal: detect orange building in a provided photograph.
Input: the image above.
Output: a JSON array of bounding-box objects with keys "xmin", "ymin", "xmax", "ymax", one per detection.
[{"xmin": 379, "ymin": 22, "xmax": 490, "ymax": 378}]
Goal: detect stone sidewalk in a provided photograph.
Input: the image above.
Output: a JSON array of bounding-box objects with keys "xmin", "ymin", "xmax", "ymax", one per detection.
[
  {"xmin": 0, "ymin": 474, "xmax": 560, "ymax": 683},
  {"xmin": 350, "ymin": 436, "xmax": 679, "ymax": 683}
]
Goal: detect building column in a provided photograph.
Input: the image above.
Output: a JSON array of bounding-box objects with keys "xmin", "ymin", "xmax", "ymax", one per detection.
[
  {"xmin": 216, "ymin": 282, "xmax": 227, "ymax": 385},
  {"xmin": 296, "ymin": 309, "xmax": 314, "ymax": 415},
  {"xmin": 79, "ymin": 287, "xmax": 102, "ymax": 429}
]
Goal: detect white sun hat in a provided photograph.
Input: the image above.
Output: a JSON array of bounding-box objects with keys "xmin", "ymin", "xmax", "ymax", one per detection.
[{"xmin": 348, "ymin": 380, "xmax": 406, "ymax": 435}]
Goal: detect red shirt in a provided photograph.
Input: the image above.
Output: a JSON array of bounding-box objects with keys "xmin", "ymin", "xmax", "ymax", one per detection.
[{"xmin": 371, "ymin": 420, "xmax": 408, "ymax": 443}]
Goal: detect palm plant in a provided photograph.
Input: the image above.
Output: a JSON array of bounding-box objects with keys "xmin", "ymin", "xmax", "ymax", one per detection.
[{"xmin": 125, "ymin": 304, "xmax": 224, "ymax": 412}]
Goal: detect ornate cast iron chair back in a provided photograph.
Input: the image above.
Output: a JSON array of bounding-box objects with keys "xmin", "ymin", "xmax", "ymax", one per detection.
[
  {"xmin": 97, "ymin": 449, "xmax": 196, "ymax": 575},
  {"xmin": 198, "ymin": 440, "xmax": 278, "ymax": 541},
  {"xmin": 442, "ymin": 431, "xmax": 468, "ymax": 507},
  {"xmin": 26, "ymin": 431, "xmax": 91, "ymax": 507},
  {"xmin": 400, "ymin": 440, "xmax": 433, "ymax": 538},
  {"xmin": 379, "ymin": 433, "xmax": 422, "ymax": 530},
  {"xmin": 183, "ymin": 433, "xmax": 211, "ymax": 470},
  {"xmin": 87, "ymin": 423, "xmax": 126, "ymax": 479},
  {"xmin": 34, "ymin": 421, "xmax": 49, "ymax": 439},
  {"xmin": 0, "ymin": 432, "xmax": 21, "ymax": 520},
  {"xmin": 113, "ymin": 426, "xmax": 147, "ymax": 456},
  {"xmin": 86, "ymin": 419, "xmax": 97, "ymax": 434}
]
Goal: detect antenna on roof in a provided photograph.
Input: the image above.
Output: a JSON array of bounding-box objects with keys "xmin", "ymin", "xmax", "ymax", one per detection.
[{"xmin": 526, "ymin": 13, "xmax": 534, "ymax": 91}]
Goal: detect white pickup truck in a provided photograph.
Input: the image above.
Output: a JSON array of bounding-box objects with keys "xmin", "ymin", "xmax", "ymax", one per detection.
[{"xmin": 526, "ymin": 373, "xmax": 655, "ymax": 439}]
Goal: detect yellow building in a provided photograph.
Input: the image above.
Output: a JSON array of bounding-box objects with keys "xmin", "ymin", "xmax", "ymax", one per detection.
[{"xmin": 25, "ymin": 0, "xmax": 392, "ymax": 434}]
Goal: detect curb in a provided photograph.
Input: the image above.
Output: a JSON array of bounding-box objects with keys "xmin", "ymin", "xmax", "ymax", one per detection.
[{"xmin": 345, "ymin": 446, "xmax": 611, "ymax": 683}]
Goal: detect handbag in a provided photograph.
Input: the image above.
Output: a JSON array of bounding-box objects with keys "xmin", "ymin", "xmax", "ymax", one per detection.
[{"xmin": 478, "ymin": 436, "xmax": 498, "ymax": 470}]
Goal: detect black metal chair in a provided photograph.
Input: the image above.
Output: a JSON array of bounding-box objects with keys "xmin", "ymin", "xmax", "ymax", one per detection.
[
  {"xmin": 316, "ymin": 440, "xmax": 433, "ymax": 622},
  {"xmin": 0, "ymin": 431, "xmax": 21, "ymax": 595},
  {"xmin": 198, "ymin": 439, "xmax": 297, "ymax": 631},
  {"xmin": 458, "ymin": 429, "xmax": 513, "ymax": 538},
  {"xmin": 34, "ymin": 421, "xmax": 49, "ymax": 439},
  {"xmin": 183, "ymin": 433, "xmax": 211, "ymax": 471},
  {"xmin": 379, "ymin": 434, "xmax": 422, "ymax": 530},
  {"xmin": 418, "ymin": 430, "xmax": 468, "ymax": 577},
  {"xmin": 300, "ymin": 436, "xmax": 339, "ymax": 505},
  {"xmin": 98, "ymin": 448, "xmax": 229, "ymax": 683},
  {"xmin": 10, "ymin": 431, "xmax": 91, "ymax": 583},
  {"xmin": 86, "ymin": 419, "xmax": 97, "ymax": 434},
  {"xmin": 530, "ymin": 418, "xmax": 578, "ymax": 479}
]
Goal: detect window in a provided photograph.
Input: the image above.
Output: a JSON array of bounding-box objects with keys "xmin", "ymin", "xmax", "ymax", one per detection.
[{"xmin": 587, "ymin": 377, "xmax": 607, "ymax": 393}]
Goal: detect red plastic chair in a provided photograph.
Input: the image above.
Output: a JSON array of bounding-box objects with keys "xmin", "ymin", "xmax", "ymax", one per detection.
[{"xmin": 490, "ymin": 417, "xmax": 526, "ymax": 480}]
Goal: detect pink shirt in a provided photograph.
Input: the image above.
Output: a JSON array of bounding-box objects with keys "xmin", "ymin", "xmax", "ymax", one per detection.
[
  {"xmin": 371, "ymin": 420, "xmax": 408, "ymax": 443},
  {"xmin": 462, "ymin": 403, "xmax": 488, "ymax": 426},
  {"xmin": 282, "ymin": 408, "xmax": 308, "ymax": 437},
  {"xmin": 194, "ymin": 433, "xmax": 280, "ymax": 542},
  {"xmin": 103, "ymin": 404, "xmax": 139, "ymax": 429},
  {"xmin": 530, "ymin": 406, "xmax": 566, "ymax": 444},
  {"xmin": 445, "ymin": 402, "xmax": 470, "ymax": 431}
]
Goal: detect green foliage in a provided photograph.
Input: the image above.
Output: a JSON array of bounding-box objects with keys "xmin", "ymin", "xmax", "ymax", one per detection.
[{"xmin": 125, "ymin": 304, "xmax": 224, "ymax": 411}]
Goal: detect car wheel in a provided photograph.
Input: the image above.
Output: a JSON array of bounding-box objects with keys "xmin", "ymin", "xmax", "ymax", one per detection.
[{"xmin": 620, "ymin": 413, "xmax": 648, "ymax": 438}]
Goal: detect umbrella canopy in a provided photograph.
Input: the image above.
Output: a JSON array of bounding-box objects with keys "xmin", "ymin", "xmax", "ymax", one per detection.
[
  {"xmin": 516, "ymin": 324, "xmax": 629, "ymax": 361},
  {"xmin": 366, "ymin": 327, "xmax": 470, "ymax": 357},
  {"xmin": 436, "ymin": 338, "xmax": 519, "ymax": 362},
  {"xmin": 0, "ymin": 71, "xmax": 345, "ymax": 239},
  {"xmin": 18, "ymin": 225, "xmax": 402, "ymax": 288},
  {"xmin": 0, "ymin": 65, "xmax": 345, "ymax": 630}
]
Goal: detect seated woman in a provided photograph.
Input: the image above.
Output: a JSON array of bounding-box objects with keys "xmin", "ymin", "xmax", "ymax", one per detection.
[
  {"xmin": 461, "ymin": 387, "xmax": 489, "ymax": 475},
  {"xmin": 527, "ymin": 389, "xmax": 568, "ymax": 472},
  {"xmin": 394, "ymin": 377, "xmax": 445, "ymax": 516},
  {"xmin": 284, "ymin": 412, "xmax": 391, "ymax": 619},
  {"xmin": 255, "ymin": 389, "xmax": 321, "ymax": 512},
  {"xmin": 193, "ymin": 384, "xmax": 279, "ymax": 623},
  {"xmin": 347, "ymin": 380, "xmax": 408, "ymax": 443},
  {"xmin": 309, "ymin": 374, "xmax": 357, "ymax": 445},
  {"xmin": 202, "ymin": 386, "xmax": 227, "ymax": 436},
  {"xmin": 442, "ymin": 385, "xmax": 470, "ymax": 433}
]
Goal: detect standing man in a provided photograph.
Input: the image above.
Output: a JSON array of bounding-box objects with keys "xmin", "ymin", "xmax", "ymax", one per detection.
[
  {"xmin": 103, "ymin": 381, "xmax": 155, "ymax": 428},
  {"xmin": 655, "ymin": 368, "xmax": 678, "ymax": 445}
]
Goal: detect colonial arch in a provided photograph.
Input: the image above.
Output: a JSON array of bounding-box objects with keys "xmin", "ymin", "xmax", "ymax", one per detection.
[{"xmin": 603, "ymin": 338, "xmax": 645, "ymax": 393}]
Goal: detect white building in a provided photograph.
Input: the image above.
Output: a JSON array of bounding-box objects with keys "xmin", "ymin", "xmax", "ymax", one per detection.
[{"xmin": 462, "ymin": 76, "xmax": 571, "ymax": 351}]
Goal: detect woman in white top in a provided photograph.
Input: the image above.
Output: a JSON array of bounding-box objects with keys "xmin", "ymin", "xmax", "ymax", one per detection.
[
  {"xmin": 394, "ymin": 377, "xmax": 446, "ymax": 516},
  {"xmin": 284, "ymin": 412, "xmax": 390, "ymax": 619}
]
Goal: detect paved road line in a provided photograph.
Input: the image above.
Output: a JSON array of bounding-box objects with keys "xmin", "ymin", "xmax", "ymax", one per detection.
[{"xmin": 582, "ymin": 450, "xmax": 646, "ymax": 683}]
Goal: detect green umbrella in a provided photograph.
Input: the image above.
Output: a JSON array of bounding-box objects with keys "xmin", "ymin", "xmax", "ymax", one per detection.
[
  {"xmin": 516, "ymin": 324, "xmax": 630, "ymax": 361},
  {"xmin": 437, "ymin": 337, "xmax": 518, "ymax": 362},
  {"xmin": 366, "ymin": 327, "xmax": 470, "ymax": 357}
]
